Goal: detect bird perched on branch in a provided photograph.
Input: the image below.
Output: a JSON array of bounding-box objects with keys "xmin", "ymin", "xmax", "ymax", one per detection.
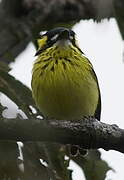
[{"xmin": 31, "ymin": 27, "xmax": 101, "ymax": 156}]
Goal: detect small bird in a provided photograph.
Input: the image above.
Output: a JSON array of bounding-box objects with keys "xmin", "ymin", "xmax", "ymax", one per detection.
[{"xmin": 31, "ymin": 27, "xmax": 101, "ymax": 155}]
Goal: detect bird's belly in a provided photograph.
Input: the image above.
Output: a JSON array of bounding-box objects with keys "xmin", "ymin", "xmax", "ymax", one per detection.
[{"xmin": 34, "ymin": 70, "xmax": 99, "ymax": 120}]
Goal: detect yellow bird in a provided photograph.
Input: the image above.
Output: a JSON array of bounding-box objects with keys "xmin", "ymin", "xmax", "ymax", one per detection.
[{"xmin": 31, "ymin": 27, "xmax": 101, "ymax": 155}]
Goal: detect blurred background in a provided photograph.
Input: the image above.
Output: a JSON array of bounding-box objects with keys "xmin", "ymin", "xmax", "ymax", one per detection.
[{"xmin": 0, "ymin": 0, "xmax": 124, "ymax": 179}]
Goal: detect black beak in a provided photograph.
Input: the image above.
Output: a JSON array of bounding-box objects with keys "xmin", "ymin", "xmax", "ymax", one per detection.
[{"xmin": 57, "ymin": 29, "xmax": 70, "ymax": 40}]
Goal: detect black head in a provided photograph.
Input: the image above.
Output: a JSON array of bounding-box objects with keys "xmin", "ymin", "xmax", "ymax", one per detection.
[
  {"xmin": 45, "ymin": 27, "xmax": 75, "ymax": 39},
  {"xmin": 35, "ymin": 27, "xmax": 82, "ymax": 56}
]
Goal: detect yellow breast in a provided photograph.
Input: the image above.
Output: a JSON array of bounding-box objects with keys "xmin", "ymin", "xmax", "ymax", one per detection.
[{"xmin": 32, "ymin": 46, "xmax": 99, "ymax": 120}]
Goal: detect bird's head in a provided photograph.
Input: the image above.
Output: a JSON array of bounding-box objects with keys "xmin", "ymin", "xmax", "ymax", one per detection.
[{"xmin": 35, "ymin": 27, "xmax": 82, "ymax": 56}]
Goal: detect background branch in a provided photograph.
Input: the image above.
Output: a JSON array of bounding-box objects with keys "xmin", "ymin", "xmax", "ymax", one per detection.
[
  {"xmin": 0, "ymin": 0, "xmax": 115, "ymax": 64},
  {"xmin": 0, "ymin": 116, "xmax": 124, "ymax": 154}
]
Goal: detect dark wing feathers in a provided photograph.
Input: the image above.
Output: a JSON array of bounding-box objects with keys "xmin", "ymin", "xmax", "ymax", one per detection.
[{"xmin": 91, "ymin": 68, "xmax": 101, "ymax": 121}]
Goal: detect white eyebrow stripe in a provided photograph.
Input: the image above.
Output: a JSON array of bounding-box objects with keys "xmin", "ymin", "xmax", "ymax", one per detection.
[
  {"xmin": 51, "ymin": 34, "xmax": 59, "ymax": 41},
  {"xmin": 70, "ymin": 35, "xmax": 74, "ymax": 40}
]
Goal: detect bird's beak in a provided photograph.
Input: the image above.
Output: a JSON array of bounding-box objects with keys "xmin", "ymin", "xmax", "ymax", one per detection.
[{"xmin": 57, "ymin": 30, "xmax": 70, "ymax": 40}]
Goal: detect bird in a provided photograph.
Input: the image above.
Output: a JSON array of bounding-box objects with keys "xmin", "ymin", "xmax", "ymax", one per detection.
[{"xmin": 31, "ymin": 27, "xmax": 101, "ymax": 156}]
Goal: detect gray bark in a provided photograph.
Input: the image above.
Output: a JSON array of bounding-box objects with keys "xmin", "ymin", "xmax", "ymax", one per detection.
[{"xmin": 0, "ymin": 116, "xmax": 124, "ymax": 154}]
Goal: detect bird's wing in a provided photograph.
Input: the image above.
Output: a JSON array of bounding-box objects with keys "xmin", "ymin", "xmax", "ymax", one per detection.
[
  {"xmin": 83, "ymin": 55, "xmax": 101, "ymax": 121},
  {"xmin": 91, "ymin": 68, "xmax": 101, "ymax": 121}
]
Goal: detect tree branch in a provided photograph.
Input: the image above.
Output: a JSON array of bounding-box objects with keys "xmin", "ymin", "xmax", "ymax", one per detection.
[
  {"xmin": 0, "ymin": 116, "xmax": 124, "ymax": 153},
  {"xmin": 0, "ymin": 0, "xmax": 114, "ymax": 64},
  {"xmin": 114, "ymin": 0, "xmax": 124, "ymax": 40}
]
